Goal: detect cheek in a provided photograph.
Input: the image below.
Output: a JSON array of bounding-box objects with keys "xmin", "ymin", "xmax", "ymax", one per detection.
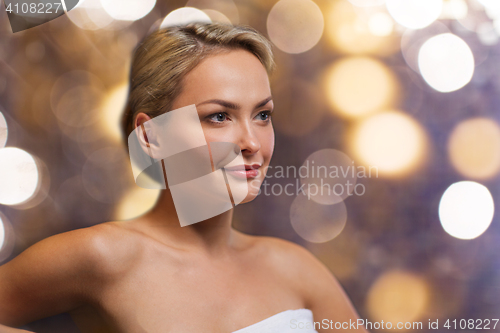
[
  {"xmin": 261, "ymin": 126, "xmax": 275, "ymax": 161},
  {"xmin": 200, "ymin": 126, "xmax": 231, "ymax": 145}
]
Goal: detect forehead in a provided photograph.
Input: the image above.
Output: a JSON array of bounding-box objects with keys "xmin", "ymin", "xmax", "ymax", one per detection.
[{"xmin": 172, "ymin": 49, "xmax": 271, "ymax": 108}]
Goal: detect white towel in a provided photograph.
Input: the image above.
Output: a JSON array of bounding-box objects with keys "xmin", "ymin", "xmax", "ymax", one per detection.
[{"xmin": 232, "ymin": 309, "xmax": 319, "ymax": 333}]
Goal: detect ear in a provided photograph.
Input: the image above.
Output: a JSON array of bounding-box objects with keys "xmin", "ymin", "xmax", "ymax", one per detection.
[
  {"xmin": 133, "ymin": 112, "xmax": 161, "ymax": 161},
  {"xmin": 135, "ymin": 112, "xmax": 158, "ymax": 148}
]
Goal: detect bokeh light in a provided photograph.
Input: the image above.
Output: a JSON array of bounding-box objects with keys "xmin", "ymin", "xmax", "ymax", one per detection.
[
  {"xmin": 324, "ymin": 57, "xmax": 397, "ymax": 119},
  {"xmin": 325, "ymin": 1, "xmax": 399, "ymax": 55},
  {"xmin": 115, "ymin": 187, "xmax": 160, "ymax": 220},
  {"xmin": 477, "ymin": 21, "xmax": 498, "ymax": 45},
  {"xmin": 448, "ymin": 118, "xmax": 500, "ymax": 179},
  {"xmin": 201, "ymin": 10, "xmax": 232, "ymax": 24},
  {"xmin": 349, "ymin": 0, "xmax": 386, "ymax": 7},
  {"xmin": 55, "ymin": 85, "xmax": 104, "ymax": 128},
  {"xmin": 0, "ymin": 215, "xmax": 4, "ymax": 251},
  {"xmin": 299, "ymin": 149, "xmax": 357, "ymax": 205},
  {"xmin": 368, "ymin": 12, "xmax": 394, "ymax": 37},
  {"xmin": 0, "ymin": 148, "xmax": 39, "ymax": 205},
  {"xmin": 186, "ymin": 0, "xmax": 239, "ymax": 24},
  {"xmin": 0, "ymin": 212, "xmax": 14, "ymax": 263},
  {"xmin": 160, "ymin": 7, "xmax": 212, "ymax": 29},
  {"xmin": 51, "ymin": 71, "xmax": 106, "ymax": 129},
  {"xmin": 266, "ymin": 0, "xmax": 324, "ymax": 54},
  {"xmin": 290, "ymin": 193, "xmax": 347, "ymax": 243},
  {"xmin": 418, "ymin": 33, "xmax": 474, "ymax": 92},
  {"xmin": 401, "ymin": 21, "xmax": 449, "ymax": 73},
  {"xmin": 367, "ymin": 270, "xmax": 429, "ymax": 325},
  {"xmin": 66, "ymin": 0, "xmax": 114, "ymax": 30},
  {"xmin": 386, "ymin": 0, "xmax": 443, "ymax": 29},
  {"xmin": 101, "ymin": 0, "xmax": 156, "ymax": 21},
  {"xmin": 440, "ymin": 0, "xmax": 468, "ymax": 20},
  {"xmin": 456, "ymin": 0, "xmax": 495, "ymax": 33},
  {"xmin": 101, "ymin": 82, "xmax": 129, "ymax": 142},
  {"xmin": 439, "ymin": 181, "xmax": 494, "ymax": 240},
  {"xmin": 0, "ymin": 112, "xmax": 7, "ymax": 148},
  {"xmin": 12, "ymin": 157, "xmax": 51, "ymax": 210},
  {"xmin": 350, "ymin": 111, "xmax": 426, "ymax": 176}
]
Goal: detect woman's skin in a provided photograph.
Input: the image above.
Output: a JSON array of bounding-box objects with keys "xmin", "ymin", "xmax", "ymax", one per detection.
[{"xmin": 0, "ymin": 49, "xmax": 369, "ymax": 333}]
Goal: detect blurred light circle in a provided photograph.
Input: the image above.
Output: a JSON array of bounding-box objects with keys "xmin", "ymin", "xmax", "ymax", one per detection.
[
  {"xmin": 56, "ymin": 85, "xmax": 104, "ymax": 127},
  {"xmin": 0, "ymin": 215, "xmax": 4, "ymax": 250},
  {"xmin": 440, "ymin": 0, "xmax": 468, "ymax": 20},
  {"xmin": 325, "ymin": 1, "xmax": 400, "ymax": 56},
  {"xmin": 0, "ymin": 212, "xmax": 14, "ymax": 263},
  {"xmin": 0, "ymin": 112, "xmax": 7, "ymax": 148},
  {"xmin": 100, "ymin": 83, "xmax": 129, "ymax": 142},
  {"xmin": 477, "ymin": 0, "xmax": 500, "ymax": 9},
  {"xmin": 290, "ymin": 193, "xmax": 347, "ymax": 243},
  {"xmin": 349, "ymin": 0, "xmax": 385, "ymax": 7},
  {"xmin": 324, "ymin": 57, "xmax": 397, "ymax": 118},
  {"xmin": 202, "ymin": 9, "xmax": 232, "ymax": 24},
  {"xmin": 299, "ymin": 149, "xmax": 357, "ymax": 205},
  {"xmin": 101, "ymin": 0, "xmax": 155, "ymax": 21},
  {"xmin": 115, "ymin": 187, "xmax": 160, "ymax": 220},
  {"xmin": 439, "ymin": 181, "xmax": 494, "ymax": 239},
  {"xmin": 477, "ymin": 22, "xmax": 499, "ymax": 45},
  {"xmin": 11, "ymin": 156, "xmax": 51, "ymax": 210},
  {"xmin": 401, "ymin": 21, "xmax": 449, "ymax": 73},
  {"xmin": 0, "ymin": 148, "xmax": 39, "ymax": 205},
  {"xmin": 267, "ymin": 0, "xmax": 324, "ymax": 54},
  {"xmin": 386, "ymin": 0, "xmax": 442, "ymax": 29},
  {"xmin": 51, "ymin": 71, "xmax": 105, "ymax": 129},
  {"xmin": 67, "ymin": 0, "xmax": 114, "ymax": 30},
  {"xmin": 418, "ymin": 33, "xmax": 474, "ymax": 92},
  {"xmin": 351, "ymin": 111, "xmax": 426, "ymax": 175},
  {"xmin": 485, "ymin": 4, "xmax": 500, "ymax": 20},
  {"xmin": 455, "ymin": 0, "xmax": 493, "ymax": 32},
  {"xmin": 186, "ymin": 0, "xmax": 239, "ymax": 24},
  {"xmin": 160, "ymin": 7, "xmax": 211, "ymax": 29},
  {"xmin": 367, "ymin": 270, "xmax": 429, "ymax": 324},
  {"xmin": 449, "ymin": 118, "xmax": 500, "ymax": 179},
  {"xmin": 368, "ymin": 12, "xmax": 394, "ymax": 36}
]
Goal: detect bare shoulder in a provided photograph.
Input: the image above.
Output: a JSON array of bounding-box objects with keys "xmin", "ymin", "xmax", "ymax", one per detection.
[
  {"xmin": 0, "ymin": 221, "xmax": 143, "ymax": 326},
  {"xmin": 1, "ymin": 220, "xmax": 143, "ymax": 284},
  {"xmin": 58, "ymin": 221, "xmax": 144, "ymax": 277},
  {"xmin": 239, "ymin": 234, "xmax": 359, "ymax": 317},
  {"xmin": 247, "ymin": 234, "xmax": 328, "ymax": 275}
]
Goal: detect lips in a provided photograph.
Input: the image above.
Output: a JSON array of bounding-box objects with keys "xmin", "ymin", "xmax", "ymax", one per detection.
[{"xmin": 224, "ymin": 163, "xmax": 261, "ymax": 179}]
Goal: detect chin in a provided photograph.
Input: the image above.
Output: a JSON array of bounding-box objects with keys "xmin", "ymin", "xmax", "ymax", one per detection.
[
  {"xmin": 238, "ymin": 192, "xmax": 258, "ymax": 204},
  {"xmin": 236, "ymin": 180, "xmax": 262, "ymax": 204}
]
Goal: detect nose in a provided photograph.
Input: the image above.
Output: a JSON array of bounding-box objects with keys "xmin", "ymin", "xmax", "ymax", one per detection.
[{"xmin": 236, "ymin": 121, "xmax": 261, "ymax": 155}]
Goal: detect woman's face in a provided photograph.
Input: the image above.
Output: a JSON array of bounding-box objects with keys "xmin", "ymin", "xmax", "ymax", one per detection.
[{"xmin": 171, "ymin": 49, "xmax": 275, "ymax": 203}]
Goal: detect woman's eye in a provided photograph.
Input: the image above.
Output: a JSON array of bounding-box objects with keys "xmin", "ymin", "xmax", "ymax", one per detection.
[
  {"xmin": 208, "ymin": 112, "xmax": 228, "ymax": 123},
  {"xmin": 257, "ymin": 111, "xmax": 272, "ymax": 121}
]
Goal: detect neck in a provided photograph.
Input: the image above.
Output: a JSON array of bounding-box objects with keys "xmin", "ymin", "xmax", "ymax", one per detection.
[{"xmin": 140, "ymin": 188, "xmax": 236, "ymax": 255}]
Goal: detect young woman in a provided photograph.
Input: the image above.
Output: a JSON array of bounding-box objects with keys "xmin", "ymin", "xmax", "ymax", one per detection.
[{"xmin": 0, "ymin": 23, "xmax": 369, "ymax": 333}]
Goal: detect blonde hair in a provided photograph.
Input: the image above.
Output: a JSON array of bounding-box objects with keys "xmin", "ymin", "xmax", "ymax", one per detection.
[{"xmin": 121, "ymin": 22, "xmax": 276, "ymax": 144}]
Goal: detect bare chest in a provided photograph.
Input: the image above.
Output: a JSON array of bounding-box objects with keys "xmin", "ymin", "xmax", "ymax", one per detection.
[{"xmin": 95, "ymin": 253, "xmax": 304, "ymax": 332}]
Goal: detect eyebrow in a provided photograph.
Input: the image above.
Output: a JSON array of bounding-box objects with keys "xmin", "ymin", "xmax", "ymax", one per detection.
[{"xmin": 197, "ymin": 96, "xmax": 273, "ymax": 110}]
